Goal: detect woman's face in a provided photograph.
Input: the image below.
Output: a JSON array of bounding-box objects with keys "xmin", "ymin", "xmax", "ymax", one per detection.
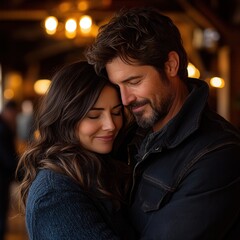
[{"xmin": 77, "ymin": 85, "xmax": 123, "ymax": 154}]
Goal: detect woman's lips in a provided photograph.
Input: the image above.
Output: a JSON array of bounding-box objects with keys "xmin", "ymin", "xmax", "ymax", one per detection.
[{"xmin": 96, "ymin": 135, "xmax": 114, "ymax": 142}]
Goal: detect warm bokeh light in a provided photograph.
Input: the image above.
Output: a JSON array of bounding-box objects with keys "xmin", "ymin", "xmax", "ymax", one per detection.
[
  {"xmin": 4, "ymin": 71, "xmax": 23, "ymax": 100},
  {"xmin": 34, "ymin": 129, "xmax": 40, "ymax": 140},
  {"xmin": 65, "ymin": 18, "xmax": 77, "ymax": 38},
  {"xmin": 78, "ymin": 1, "xmax": 89, "ymax": 11},
  {"xmin": 8, "ymin": 72, "xmax": 22, "ymax": 88},
  {"xmin": 79, "ymin": 15, "xmax": 92, "ymax": 29},
  {"xmin": 45, "ymin": 16, "xmax": 58, "ymax": 35},
  {"xmin": 65, "ymin": 18, "xmax": 77, "ymax": 33},
  {"xmin": 187, "ymin": 63, "xmax": 200, "ymax": 78},
  {"xmin": 65, "ymin": 30, "xmax": 77, "ymax": 38},
  {"xmin": 34, "ymin": 79, "xmax": 51, "ymax": 95},
  {"xmin": 210, "ymin": 77, "xmax": 225, "ymax": 88},
  {"xmin": 59, "ymin": 2, "xmax": 72, "ymax": 12},
  {"xmin": 44, "ymin": 10, "xmax": 96, "ymax": 38},
  {"xmin": 4, "ymin": 89, "xmax": 14, "ymax": 99}
]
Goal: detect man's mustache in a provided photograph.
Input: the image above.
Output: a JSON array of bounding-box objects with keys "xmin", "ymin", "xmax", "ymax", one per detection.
[{"xmin": 127, "ymin": 99, "xmax": 150, "ymax": 110}]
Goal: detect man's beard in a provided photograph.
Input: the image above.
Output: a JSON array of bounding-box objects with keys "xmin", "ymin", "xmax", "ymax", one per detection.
[
  {"xmin": 130, "ymin": 98, "xmax": 172, "ymax": 129},
  {"xmin": 134, "ymin": 108, "xmax": 159, "ymax": 128}
]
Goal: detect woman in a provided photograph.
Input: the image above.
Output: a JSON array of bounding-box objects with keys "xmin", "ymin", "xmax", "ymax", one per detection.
[{"xmin": 16, "ymin": 61, "xmax": 135, "ymax": 240}]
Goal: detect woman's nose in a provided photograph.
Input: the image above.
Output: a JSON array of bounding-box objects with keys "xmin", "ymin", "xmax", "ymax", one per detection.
[{"xmin": 102, "ymin": 115, "xmax": 116, "ymax": 131}]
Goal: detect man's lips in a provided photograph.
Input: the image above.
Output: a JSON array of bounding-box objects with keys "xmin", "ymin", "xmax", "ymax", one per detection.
[
  {"xmin": 129, "ymin": 100, "xmax": 149, "ymax": 113},
  {"xmin": 131, "ymin": 103, "xmax": 146, "ymax": 113}
]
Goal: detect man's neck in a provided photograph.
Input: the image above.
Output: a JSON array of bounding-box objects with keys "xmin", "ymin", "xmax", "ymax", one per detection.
[{"xmin": 153, "ymin": 82, "xmax": 189, "ymax": 132}]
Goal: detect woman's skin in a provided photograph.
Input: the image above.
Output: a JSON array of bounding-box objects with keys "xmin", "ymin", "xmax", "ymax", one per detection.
[{"xmin": 77, "ymin": 85, "xmax": 123, "ymax": 154}]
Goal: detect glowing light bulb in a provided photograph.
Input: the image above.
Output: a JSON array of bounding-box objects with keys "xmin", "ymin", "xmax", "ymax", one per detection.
[
  {"xmin": 45, "ymin": 16, "xmax": 58, "ymax": 35},
  {"xmin": 210, "ymin": 77, "xmax": 225, "ymax": 88},
  {"xmin": 34, "ymin": 79, "xmax": 51, "ymax": 95},
  {"xmin": 79, "ymin": 15, "xmax": 92, "ymax": 31},
  {"xmin": 65, "ymin": 18, "xmax": 77, "ymax": 33},
  {"xmin": 187, "ymin": 63, "xmax": 200, "ymax": 78}
]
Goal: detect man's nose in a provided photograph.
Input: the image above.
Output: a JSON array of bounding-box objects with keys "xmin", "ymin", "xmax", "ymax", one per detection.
[{"xmin": 120, "ymin": 88, "xmax": 135, "ymax": 106}]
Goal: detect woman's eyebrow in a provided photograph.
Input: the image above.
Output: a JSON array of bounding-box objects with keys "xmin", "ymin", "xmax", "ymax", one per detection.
[
  {"xmin": 113, "ymin": 103, "xmax": 123, "ymax": 109},
  {"xmin": 90, "ymin": 103, "xmax": 122, "ymax": 111}
]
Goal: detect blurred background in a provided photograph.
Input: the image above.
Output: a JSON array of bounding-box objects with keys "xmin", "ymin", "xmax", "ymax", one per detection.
[{"xmin": 0, "ymin": 0, "xmax": 240, "ymax": 239}]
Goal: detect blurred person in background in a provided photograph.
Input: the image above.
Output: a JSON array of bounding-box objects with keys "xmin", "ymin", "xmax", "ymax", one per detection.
[
  {"xmin": 0, "ymin": 100, "xmax": 19, "ymax": 240},
  {"xmin": 17, "ymin": 100, "xmax": 34, "ymax": 142}
]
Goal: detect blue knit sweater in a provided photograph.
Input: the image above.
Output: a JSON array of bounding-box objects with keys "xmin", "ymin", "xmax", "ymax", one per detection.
[{"xmin": 26, "ymin": 169, "xmax": 132, "ymax": 240}]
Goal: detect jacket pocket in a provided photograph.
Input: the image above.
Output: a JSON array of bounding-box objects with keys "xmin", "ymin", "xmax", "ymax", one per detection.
[{"xmin": 139, "ymin": 173, "xmax": 173, "ymax": 213}]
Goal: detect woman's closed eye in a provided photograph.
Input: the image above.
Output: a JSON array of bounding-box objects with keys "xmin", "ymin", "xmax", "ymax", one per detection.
[
  {"xmin": 87, "ymin": 110, "xmax": 122, "ymax": 119},
  {"xmin": 87, "ymin": 115, "xmax": 100, "ymax": 119},
  {"xmin": 111, "ymin": 109, "xmax": 122, "ymax": 116},
  {"xmin": 86, "ymin": 104, "xmax": 123, "ymax": 119}
]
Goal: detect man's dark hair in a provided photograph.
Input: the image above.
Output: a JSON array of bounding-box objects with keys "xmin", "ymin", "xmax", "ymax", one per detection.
[{"xmin": 86, "ymin": 7, "xmax": 188, "ymax": 81}]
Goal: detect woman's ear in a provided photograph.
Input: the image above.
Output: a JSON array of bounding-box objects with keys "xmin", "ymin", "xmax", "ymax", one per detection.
[{"xmin": 164, "ymin": 51, "xmax": 179, "ymax": 77}]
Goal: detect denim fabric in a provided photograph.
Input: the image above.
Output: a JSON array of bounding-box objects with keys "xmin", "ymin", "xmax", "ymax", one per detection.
[{"xmin": 129, "ymin": 78, "xmax": 240, "ymax": 240}]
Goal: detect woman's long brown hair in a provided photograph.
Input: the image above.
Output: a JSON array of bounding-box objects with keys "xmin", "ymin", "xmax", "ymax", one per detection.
[{"xmin": 16, "ymin": 61, "xmax": 132, "ymax": 213}]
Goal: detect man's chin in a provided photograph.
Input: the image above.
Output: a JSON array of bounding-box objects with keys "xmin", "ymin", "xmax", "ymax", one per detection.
[
  {"xmin": 135, "ymin": 116, "xmax": 152, "ymax": 128},
  {"xmin": 134, "ymin": 111, "xmax": 158, "ymax": 128}
]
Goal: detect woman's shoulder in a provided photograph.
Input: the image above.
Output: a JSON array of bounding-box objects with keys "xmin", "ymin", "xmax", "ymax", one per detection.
[
  {"xmin": 25, "ymin": 169, "xmax": 124, "ymax": 240},
  {"xmin": 27, "ymin": 169, "xmax": 83, "ymax": 204}
]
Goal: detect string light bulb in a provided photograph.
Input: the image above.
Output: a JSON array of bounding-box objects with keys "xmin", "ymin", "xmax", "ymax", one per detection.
[
  {"xmin": 44, "ymin": 13, "xmax": 96, "ymax": 38},
  {"xmin": 79, "ymin": 15, "xmax": 92, "ymax": 33},
  {"xmin": 45, "ymin": 16, "xmax": 58, "ymax": 35},
  {"xmin": 210, "ymin": 77, "xmax": 225, "ymax": 88},
  {"xmin": 187, "ymin": 62, "xmax": 200, "ymax": 78},
  {"xmin": 34, "ymin": 79, "xmax": 51, "ymax": 95},
  {"xmin": 65, "ymin": 18, "xmax": 77, "ymax": 38}
]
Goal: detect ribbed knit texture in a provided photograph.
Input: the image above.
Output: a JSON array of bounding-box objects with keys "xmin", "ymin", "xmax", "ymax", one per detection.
[{"xmin": 26, "ymin": 169, "xmax": 122, "ymax": 240}]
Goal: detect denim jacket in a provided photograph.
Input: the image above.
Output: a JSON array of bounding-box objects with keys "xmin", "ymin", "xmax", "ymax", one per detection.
[{"xmin": 128, "ymin": 78, "xmax": 240, "ymax": 240}]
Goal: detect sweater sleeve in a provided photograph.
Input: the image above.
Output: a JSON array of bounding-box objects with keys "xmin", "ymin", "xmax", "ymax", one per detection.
[{"xmin": 26, "ymin": 170, "xmax": 121, "ymax": 240}]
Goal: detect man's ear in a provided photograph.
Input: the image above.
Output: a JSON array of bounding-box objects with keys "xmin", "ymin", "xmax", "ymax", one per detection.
[{"xmin": 164, "ymin": 51, "xmax": 179, "ymax": 77}]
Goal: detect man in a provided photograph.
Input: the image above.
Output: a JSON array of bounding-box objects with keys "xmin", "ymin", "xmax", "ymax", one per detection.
[
  {"xmin": 86, "ymin": 7, "xmax": 240, "ymax": 239},
  {"xmin": 0, "ymin": 100, "xmax": 19, "ymax": 240}
]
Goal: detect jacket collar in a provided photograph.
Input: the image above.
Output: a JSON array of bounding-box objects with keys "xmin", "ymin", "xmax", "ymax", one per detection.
[{"xmin": 138, "ymin": 78, "xmax": 210, "ymax": 152}]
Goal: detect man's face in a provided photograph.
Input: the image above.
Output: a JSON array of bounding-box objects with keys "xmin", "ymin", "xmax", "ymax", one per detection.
[{"xmin": 106, "ymin": 57, "xmax": 176, "ymax": 130}]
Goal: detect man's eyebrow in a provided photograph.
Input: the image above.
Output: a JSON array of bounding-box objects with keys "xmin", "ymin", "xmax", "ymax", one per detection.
[{"xmin": 90, "ymin": 103, "xmax": 122, "ymax": 111}]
